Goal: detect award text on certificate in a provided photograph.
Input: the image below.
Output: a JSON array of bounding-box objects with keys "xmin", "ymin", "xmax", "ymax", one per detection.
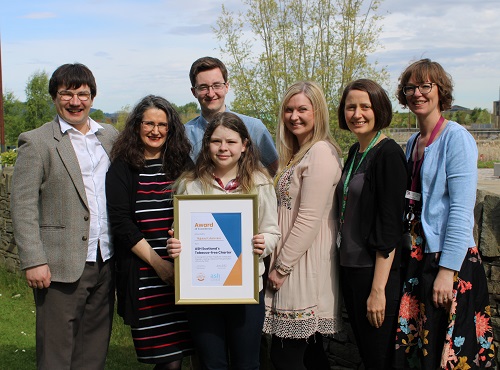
[{"xmin": 191, "ymin": 212, "xmax": 243, "ymax": 287}]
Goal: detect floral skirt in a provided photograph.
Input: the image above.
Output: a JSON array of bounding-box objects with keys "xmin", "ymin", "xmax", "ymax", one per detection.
[{"xmin": 394, "ymin": 218, "xmax": 496, "ymax": 369}]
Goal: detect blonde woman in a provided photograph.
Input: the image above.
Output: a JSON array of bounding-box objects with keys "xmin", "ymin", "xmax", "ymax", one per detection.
[{"xmin": 264, "ymin": 81, "xmax": 342, "ymax": 370}]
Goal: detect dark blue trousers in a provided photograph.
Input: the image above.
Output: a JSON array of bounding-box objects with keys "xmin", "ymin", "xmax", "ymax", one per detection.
[{"xmin": 186, "ymin": 290, "xmax": 265, "ymax": 370}]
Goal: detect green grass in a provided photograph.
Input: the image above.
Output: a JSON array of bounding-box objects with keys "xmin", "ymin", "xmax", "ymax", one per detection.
[
  {"xmin": 0, "ymin": 269, "xmax": 36, "ymax": 369},
  {"xmin": 478, "ymin": 160, "xmax": 495, "ymax": 169},
  {"xmin": 0, "ymin": 268, "xmax": 189, "ymax": 369}
]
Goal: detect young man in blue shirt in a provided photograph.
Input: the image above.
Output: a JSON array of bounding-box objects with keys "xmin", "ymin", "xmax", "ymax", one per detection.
[{"xmin": 185, "ymin": 56, "xmax": 278, "ymax": 176}]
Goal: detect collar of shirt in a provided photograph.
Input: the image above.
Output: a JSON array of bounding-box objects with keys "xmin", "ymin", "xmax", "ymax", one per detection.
[
  {"xmin": 199, "ymin": 106, "xmax": 231, "ymax": 128},
  {"xmin": 213, "ymin": 175, "xmax": 240, "ymax": 192},
  {"xmin": 58, "ymin": 116, "xmax": 104, "ymax": 135}
]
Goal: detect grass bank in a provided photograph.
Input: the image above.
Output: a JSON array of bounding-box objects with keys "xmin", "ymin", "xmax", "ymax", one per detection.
[
  {"xmin": 478, "ymin": 160, "xmax": 495, "ymax": 169},
  {"xmin": 0, "ymin": 268, "xmax": 189, "ymax": 369}
]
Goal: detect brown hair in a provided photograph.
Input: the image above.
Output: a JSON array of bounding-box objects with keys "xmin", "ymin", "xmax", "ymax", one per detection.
[
  {"xmin": 179, "ymin": 112, "xmax": 269, "ymax": 194},
  {"xmin": 396, "ymin": 58, "xmax": 454, "ymax": 112},
  {"xmin": 189, "ymin": 57, "xmax": 228, "ymax": 87},
  {"xmin": 338, "ymin": 79, "xmax": 393, "ymax": 131},
  {"xmin": 49, "ymin": 63, "xmax": 97, "ymax": 99},
  {"xmin": 110, "ymin": 95, "xmax": 192, "ymax": 179}
]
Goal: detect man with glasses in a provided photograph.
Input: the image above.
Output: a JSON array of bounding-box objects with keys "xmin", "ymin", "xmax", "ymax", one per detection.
[
  {"xmin": 185, "ymin": 57, "xmax": 278, "ymax": 176},
  {"xmin": 11, "ymin": 63, "xmax": 118, "ymax": 369}
]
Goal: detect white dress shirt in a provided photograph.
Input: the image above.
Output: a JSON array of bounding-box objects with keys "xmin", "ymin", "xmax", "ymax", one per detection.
[{"xmin": 59, "ymin": 117, "xmax": 113, "ymax": 262}]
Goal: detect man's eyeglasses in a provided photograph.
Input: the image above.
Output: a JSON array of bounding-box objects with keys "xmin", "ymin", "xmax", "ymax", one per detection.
[
  {"xmin": 141, "ymin": 121, "xmax": 168, "ymax": 132},
  {"xmin": 57, "ymin": 91, "xmax": 92, "ymax": 101},
  {"xmin": 193, "ymin": 82, "xmax": 227, "ymax": 94},
  {"xmin": 402, "ymin": 83, "xmax": 436, "ymax": 96}
]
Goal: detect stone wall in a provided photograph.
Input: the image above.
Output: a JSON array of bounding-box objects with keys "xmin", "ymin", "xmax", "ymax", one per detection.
[
  {"xmin": 0, "ymin": 166, "xmax": 19, "ymax": 275},
  {"xmin": 0, "ymin": 166, "xmax": 499, "ymax": 369}
]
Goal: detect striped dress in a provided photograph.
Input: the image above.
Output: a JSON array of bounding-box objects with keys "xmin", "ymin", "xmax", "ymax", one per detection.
[{"xmin": 131, "ymin": 159, "xmax": 193, "ymax": 364}]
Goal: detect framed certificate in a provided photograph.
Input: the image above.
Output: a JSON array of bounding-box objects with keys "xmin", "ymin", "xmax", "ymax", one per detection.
[{"xmin": 173, "ymin": 194, "xmax": 259, "ymax": 304}]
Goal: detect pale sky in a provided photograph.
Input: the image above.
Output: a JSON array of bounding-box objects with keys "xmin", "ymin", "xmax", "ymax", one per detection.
[{"xmin": 1, "ymin": 0, "xmax": 499, "ymax": 114}]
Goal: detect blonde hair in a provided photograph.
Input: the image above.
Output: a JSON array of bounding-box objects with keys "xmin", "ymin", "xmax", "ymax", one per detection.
[{"xmin": 276, "ymin": 81, "xmax": 341, "ymax": 171}]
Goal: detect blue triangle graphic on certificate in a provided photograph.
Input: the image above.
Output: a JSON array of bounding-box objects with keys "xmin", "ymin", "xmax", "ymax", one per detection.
[
  {"xmin": 212, "ymin": 213, "xmax": 241, "ymax": 256},
  {"xmin": 191, "ymin": 213, "xmax": 238, "ymax": 286}
]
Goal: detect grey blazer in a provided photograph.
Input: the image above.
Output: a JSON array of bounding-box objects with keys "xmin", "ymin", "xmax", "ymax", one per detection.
[{"xmin": 11, "ymin": 118, "xmax": 118, "ymax": 283}]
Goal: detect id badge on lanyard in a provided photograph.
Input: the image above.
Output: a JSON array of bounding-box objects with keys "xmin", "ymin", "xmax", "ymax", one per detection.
[{"xmin": 405, "ymin": 190, "xmax": 421, "ymax": 202}]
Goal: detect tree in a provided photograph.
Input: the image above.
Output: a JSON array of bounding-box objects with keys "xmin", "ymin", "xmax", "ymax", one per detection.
[
  {"xmin": 3, "ymin": 90, "xmax": 25, "ymax": 147},
  {"xmin": 114, "ymin": 105, "xmax": 131, "ymax": 132},
  {"xmin": 390, "ymin": 111, "xmax": 409, "ymax": 128},
  {"xmin": 173, "ymin": 102, "xmax": 200, "ymax": 123},
  {"xmin": 214, "ymin": 0, "xmax": 388, "ymax": 153},
  {"xmin": 90, "ymin": 109, "xmax": 107, "ymax": 123},
  {"xmin": 469, "ymin": 107, "xmax": 491, "ymax": 124},
  {"xmin": 24, "ymin": 70, "xmax": 55, "ymax": 131},
  {"xmin": 450, "ymin": 111, "xmax": 468, "ymax": 125},
  {"xmin": 476, "ymin": 109, "xmax": 492, "ymax": 124}
]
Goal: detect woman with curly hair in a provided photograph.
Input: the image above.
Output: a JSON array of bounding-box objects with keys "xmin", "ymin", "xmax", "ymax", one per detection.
[{"xmin": 106, "ymin": 95, "xmax": 194, "ymax": 369}]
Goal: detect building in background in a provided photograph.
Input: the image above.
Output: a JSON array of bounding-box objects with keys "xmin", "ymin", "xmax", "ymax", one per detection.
[{"xmin": 493, "ymin": 94, "xmax": 500, "ymax": 129}]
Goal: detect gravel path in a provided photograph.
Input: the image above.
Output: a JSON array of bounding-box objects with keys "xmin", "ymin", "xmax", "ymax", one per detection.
[{"xmin": 477, "ymin": 168, "xmax": 500, "ymax": 194}]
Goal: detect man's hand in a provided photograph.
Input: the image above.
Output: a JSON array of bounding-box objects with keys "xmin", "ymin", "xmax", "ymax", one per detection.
[{"xmin": 26, "ymin": 264, "xmax": 51, "ymax": 289}]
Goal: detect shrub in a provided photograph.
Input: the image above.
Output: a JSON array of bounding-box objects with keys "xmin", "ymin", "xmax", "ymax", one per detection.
[{"xmin": 0, "ymin": 150, "xmax": 18, "ymax": 166}]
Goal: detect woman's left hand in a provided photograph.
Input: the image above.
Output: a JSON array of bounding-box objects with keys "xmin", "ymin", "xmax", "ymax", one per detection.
[
  {"xmin": 433, "ymin": 266, "xmax": 455, "ymax": 309},
  {"xmin": 252, "ymin": 234, "xmax": 266, "ymax": 255},
  {"xmin": 153, "ymin": 259, "xmax": 175, "ymax": 285},
  {"xmin": 267, "ymin": 268, "xmax": 287, "ymax": 291},
  {"xmin": 366, "ymin": 289, "xmax": 386, "ymax": 328}
]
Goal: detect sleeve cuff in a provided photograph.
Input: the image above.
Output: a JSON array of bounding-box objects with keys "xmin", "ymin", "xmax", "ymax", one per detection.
[{"xmin": 274, "ymin": 257, "xmax": 293, "ymax": 275}]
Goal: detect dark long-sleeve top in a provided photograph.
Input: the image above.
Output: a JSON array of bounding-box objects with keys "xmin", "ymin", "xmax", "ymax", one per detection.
[
  {"xmin": 340, "ymin": 138, "xmax": 408, "ymax": 261},
  {"xmin": 105, "ymin": 159, "xmax": 155, "ymax": 325},
  {"xmin": 106, "ymin": 160, "xmax": 144, "ymax": 250}
]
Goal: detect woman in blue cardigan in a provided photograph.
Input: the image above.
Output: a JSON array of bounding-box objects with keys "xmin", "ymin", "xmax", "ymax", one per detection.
[
  {"xmin": 336, "ymin": 79, "xmax": 407, "ymax": 370},
  {"xmin": 394, "ymin": 59, "xmax": 496, "ymax": 369}
]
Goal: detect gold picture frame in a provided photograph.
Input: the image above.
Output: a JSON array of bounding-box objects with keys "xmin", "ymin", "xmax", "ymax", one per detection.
[{"xmin": 173, "ymin": 194, "xmax": 259, "ymax": 304}]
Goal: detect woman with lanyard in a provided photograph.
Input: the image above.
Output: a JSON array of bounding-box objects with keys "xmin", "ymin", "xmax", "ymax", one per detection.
[
  {"xmin": 394, "ymin": 59, "xmax": 496, "ymax": 369},
  {"xmin": 336, "ymin": 79, "xmax": 407, "ymax": 370}
]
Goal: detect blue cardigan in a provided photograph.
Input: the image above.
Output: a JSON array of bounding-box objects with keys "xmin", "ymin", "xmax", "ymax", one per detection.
[{"xmin": 406, "ymin": 121, "xmax": 477, "ymax": 271}]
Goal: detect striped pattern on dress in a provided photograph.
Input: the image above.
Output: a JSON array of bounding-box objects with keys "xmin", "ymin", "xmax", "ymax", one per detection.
[{"xmin": 131, "ymin": 160, "xmax": 193, "ymax": 364}]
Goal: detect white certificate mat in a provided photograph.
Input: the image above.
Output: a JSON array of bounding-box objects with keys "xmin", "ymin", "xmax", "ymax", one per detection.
[{"xmin": 174, "ymin": 194, "xmax": 258, "ymax": 304}]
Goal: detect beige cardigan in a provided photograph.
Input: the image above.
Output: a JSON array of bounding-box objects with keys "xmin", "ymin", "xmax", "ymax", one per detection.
[
  {"xmin": 178, "ymin": 172, "xmax": 281, "ymax": 291},
  {"xmin": 264, "ymin": 140, "xmax": 343, "ymax": 339}
]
